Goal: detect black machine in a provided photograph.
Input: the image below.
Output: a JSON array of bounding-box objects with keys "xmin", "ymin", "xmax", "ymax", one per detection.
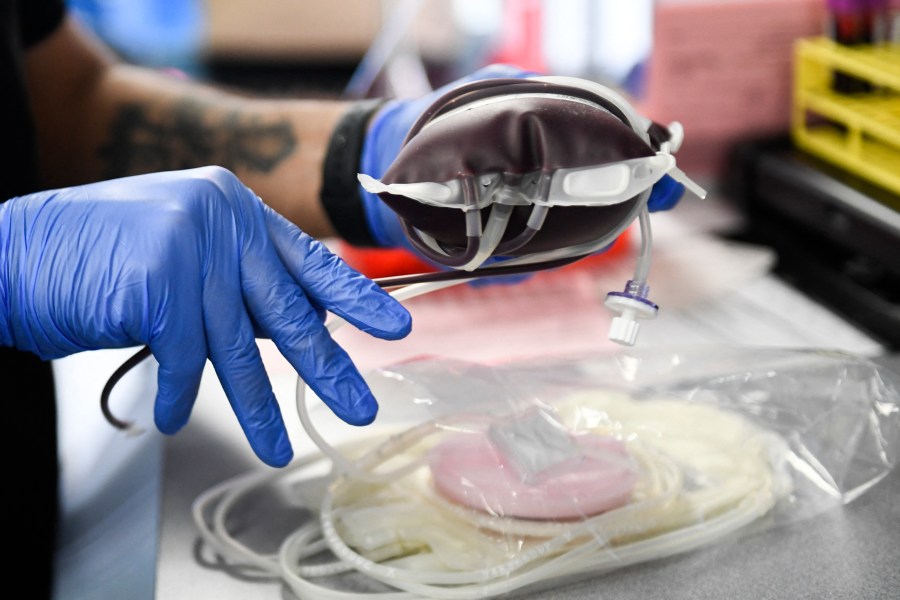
[{"xmin": 726, "ymin": 135, "xmax": 900, "ymax": 350}]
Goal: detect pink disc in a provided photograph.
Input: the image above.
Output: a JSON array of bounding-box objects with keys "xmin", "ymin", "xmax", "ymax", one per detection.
[{"xmin": 428, "ymin": 431, "xmax": 637, "ymax": 520}]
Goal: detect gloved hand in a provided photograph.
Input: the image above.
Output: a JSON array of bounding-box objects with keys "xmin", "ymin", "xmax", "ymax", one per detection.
[
  {"xmin": 647, "ymin": 174, "xmax": 685, "ymax": 212},
  {"xmin": 0, "ymin": 167, "xmax": 411, "ymax": 468}
]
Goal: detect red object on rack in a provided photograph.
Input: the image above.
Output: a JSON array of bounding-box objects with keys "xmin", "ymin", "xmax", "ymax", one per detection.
[
  {"xmin": 338, "ymin": 244, "xmax": 438, "ymax": 279},
  {"xmin": 336, "ymin": 227, "xmax": 634, "ymax": 280}
]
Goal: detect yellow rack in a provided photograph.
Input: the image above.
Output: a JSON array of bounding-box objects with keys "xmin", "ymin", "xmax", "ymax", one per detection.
[{"xmin": 791, "ymin": 36, "xmax": 900, "ymax": 196}]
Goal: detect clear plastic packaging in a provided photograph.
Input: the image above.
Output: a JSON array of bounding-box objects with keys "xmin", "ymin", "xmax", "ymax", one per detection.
[{"xmin": 193, "ymin": 346, "xmax": 900, "ymax": 599}]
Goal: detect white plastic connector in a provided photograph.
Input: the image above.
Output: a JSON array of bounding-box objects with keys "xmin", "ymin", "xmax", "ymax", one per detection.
[
  {"xmin": 666, "ymin": 121, "xmax": 685, "ymax": 153},
  {"xmin": 609, "ymin": 313, "xmax": 640, "ymax": 346},
  {"xmin": 668, "ymin": 166, "xmax": 708, "ymax": 200},
  {"xmin": 604, "ymin": 292, "xmax": 658, "ymax": 346}
]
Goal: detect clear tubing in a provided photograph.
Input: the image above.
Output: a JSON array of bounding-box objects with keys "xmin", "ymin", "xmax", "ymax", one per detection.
[
  {"xmin": 278, "ymin": 489, "xmax": 773, "ymax": 600},
  {"xmin": 296, "ymin": 378, "xmax": 419, "ymax": 481},
  {"xmin": 464, "ymin": 203, "xmax": 482, "ymax": 237},
  {"xmin": 209, "ymin": 471, "xmax": 350, "ymax": 578},
  {"xmin": 297, "ymin": 379, "xmax": 495, "ymax": 484},
  {"xmin": 493, "ymin": 226, "xmax": 538, "ymax": 256},
  {"xmin": 295, "ymin": 347, "xmax": 776, "ymax": 593},
  {"xmin": 398, "ymin": 178, "xmax": 491, "ymax": 269},
  {"xmin": 402, "ymin": 222, "xmax": 481, "ymax": 268},
  {"xmin": 526, "ymin": 202, "xmax": 551, "ymax": 230},
  {"xmin": 310, "ymin": 440, "xmax": 775, "ymax": 596},
  {"xmin": 317, "ymin": 448, "xmax": 684, "ymax": 585},
  {"xmin": 494, "ymin": 204, "xmax": 549, "ymax": 255},
  {"xmin": 297, "ymin": 391, "xmax": 778, "ymax": 593},
  {"xmin": 459, "ymin": 202, "xmax": 514, "ymax": 271},
  {"xmin": 280, "ymin": 527, "xmax": 416, "ymax": 600},
  {"xmin": 191, "ymin": 456, "xmax": 354, "ymax": 579},
  {"xmin": 295, "ymin": 277, "xmax": 480, "ymax": 483},
  {"xmin": 195, "ymin": 380, "xmax": 781, "ymax": 600},
  {"xmin": 279, "ymin": 505, "xmax": 439, "ymax": 600},
  {"xmin": 405, "ymin": 201, "xmax": 514, "ymax": 271},
  {"xmin": 475, "ymin": 187, "xmax": 652, "ymax": 271},
  {"xmin": 406, "ymin": 227, "xmax": 445, "ymax": 255},
  {"xmin": 633, "ymin": 208, "xmax": 653, "ymax": 284},
  {"xmin": 400, "ymin": 196, "xmax": 483, "ymax": 267},
  {"xmin": 195, "ymin": 441, "xmax": 775, "ymax": 597},
  {"xmin": 212, "ymin": 477, "xmax": 280, "ymax": 570},
  {"xmin": 314, "ymin": 481, "xmax": 774, "ymax": 599},
  {"xmin": 192, "ymin": 469, "xmax": 285, "ymax": 577}
]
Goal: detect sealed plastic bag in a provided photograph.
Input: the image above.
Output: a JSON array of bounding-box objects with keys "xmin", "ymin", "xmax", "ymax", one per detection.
[{"xmin": 193, "ymin": 346, "xmax": 899, "ymax": 599}]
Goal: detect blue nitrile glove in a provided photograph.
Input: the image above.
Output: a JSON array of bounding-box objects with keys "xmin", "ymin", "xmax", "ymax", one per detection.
[
  {"xmin": 646, "ymin": 174, "xmax": 685, "ymax": 212},
  {"xmin": 0, "ymin": 167, "xmax": 411, "ymax": 467}
]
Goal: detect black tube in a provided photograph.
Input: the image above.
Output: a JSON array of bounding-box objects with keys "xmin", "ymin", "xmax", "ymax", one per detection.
[{"xmin": 100, "ymin": 345, "xmax": 152, "ymax": 431}]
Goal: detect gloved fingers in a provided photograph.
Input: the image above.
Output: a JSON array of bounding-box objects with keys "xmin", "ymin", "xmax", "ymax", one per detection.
[
  {"xmin": 248, "ymin": 301, "xmax": 326, "ymax": 340},
  {"xmin": 263, "ymin": 207, "xmax": 412, "ymax": 341},
  {"xmin": 208, "ymin": 314, "xmax": 292, "ymax": 467},
  {"xmin": 309, "ymin": 297, "xmax": 328, "ymax": 325},
  {"xmin": 149, "ymin": 271, "xmax": 208, "ymax": 435},
  {"xmin": 647, "ymin": 175, "xmax": 686, "ymax": 212},
  {"xmin": 289, "ymin": 330, "xmax": 379, "ymax": 427},
  {"xmin": 202, "ymin": 240, "xmax": 293, "ymax": 468},
  {"xmin": 238, "ymin": 254, "xmax": 380, "ymax": 426}
]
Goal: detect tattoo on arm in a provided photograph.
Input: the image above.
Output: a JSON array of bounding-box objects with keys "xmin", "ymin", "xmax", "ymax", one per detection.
[{"xmin": 98, "ymin": 99, "xmax": 297, "ymax": 178}]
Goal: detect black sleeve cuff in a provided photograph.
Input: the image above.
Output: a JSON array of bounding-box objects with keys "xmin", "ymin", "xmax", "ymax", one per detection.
[{"xmin": 320, "ymin": 98, "xmax": 387, "ymax": 247}]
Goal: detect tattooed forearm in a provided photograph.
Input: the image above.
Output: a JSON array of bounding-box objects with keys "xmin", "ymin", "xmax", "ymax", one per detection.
[{"xmin": 98, "ymin": 99, "xmax": 297, "ymax": 178}]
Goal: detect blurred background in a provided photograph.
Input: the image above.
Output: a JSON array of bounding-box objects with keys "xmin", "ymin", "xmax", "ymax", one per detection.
[{"xmin": 64, "ymin": 0, "xmax": 829, "ymax": 179}]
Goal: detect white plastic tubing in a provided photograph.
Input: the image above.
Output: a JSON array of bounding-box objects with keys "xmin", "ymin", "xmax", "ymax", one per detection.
[{"xmin": 192, "ymin": 281, "xmax": 786, "ymax": 599}]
